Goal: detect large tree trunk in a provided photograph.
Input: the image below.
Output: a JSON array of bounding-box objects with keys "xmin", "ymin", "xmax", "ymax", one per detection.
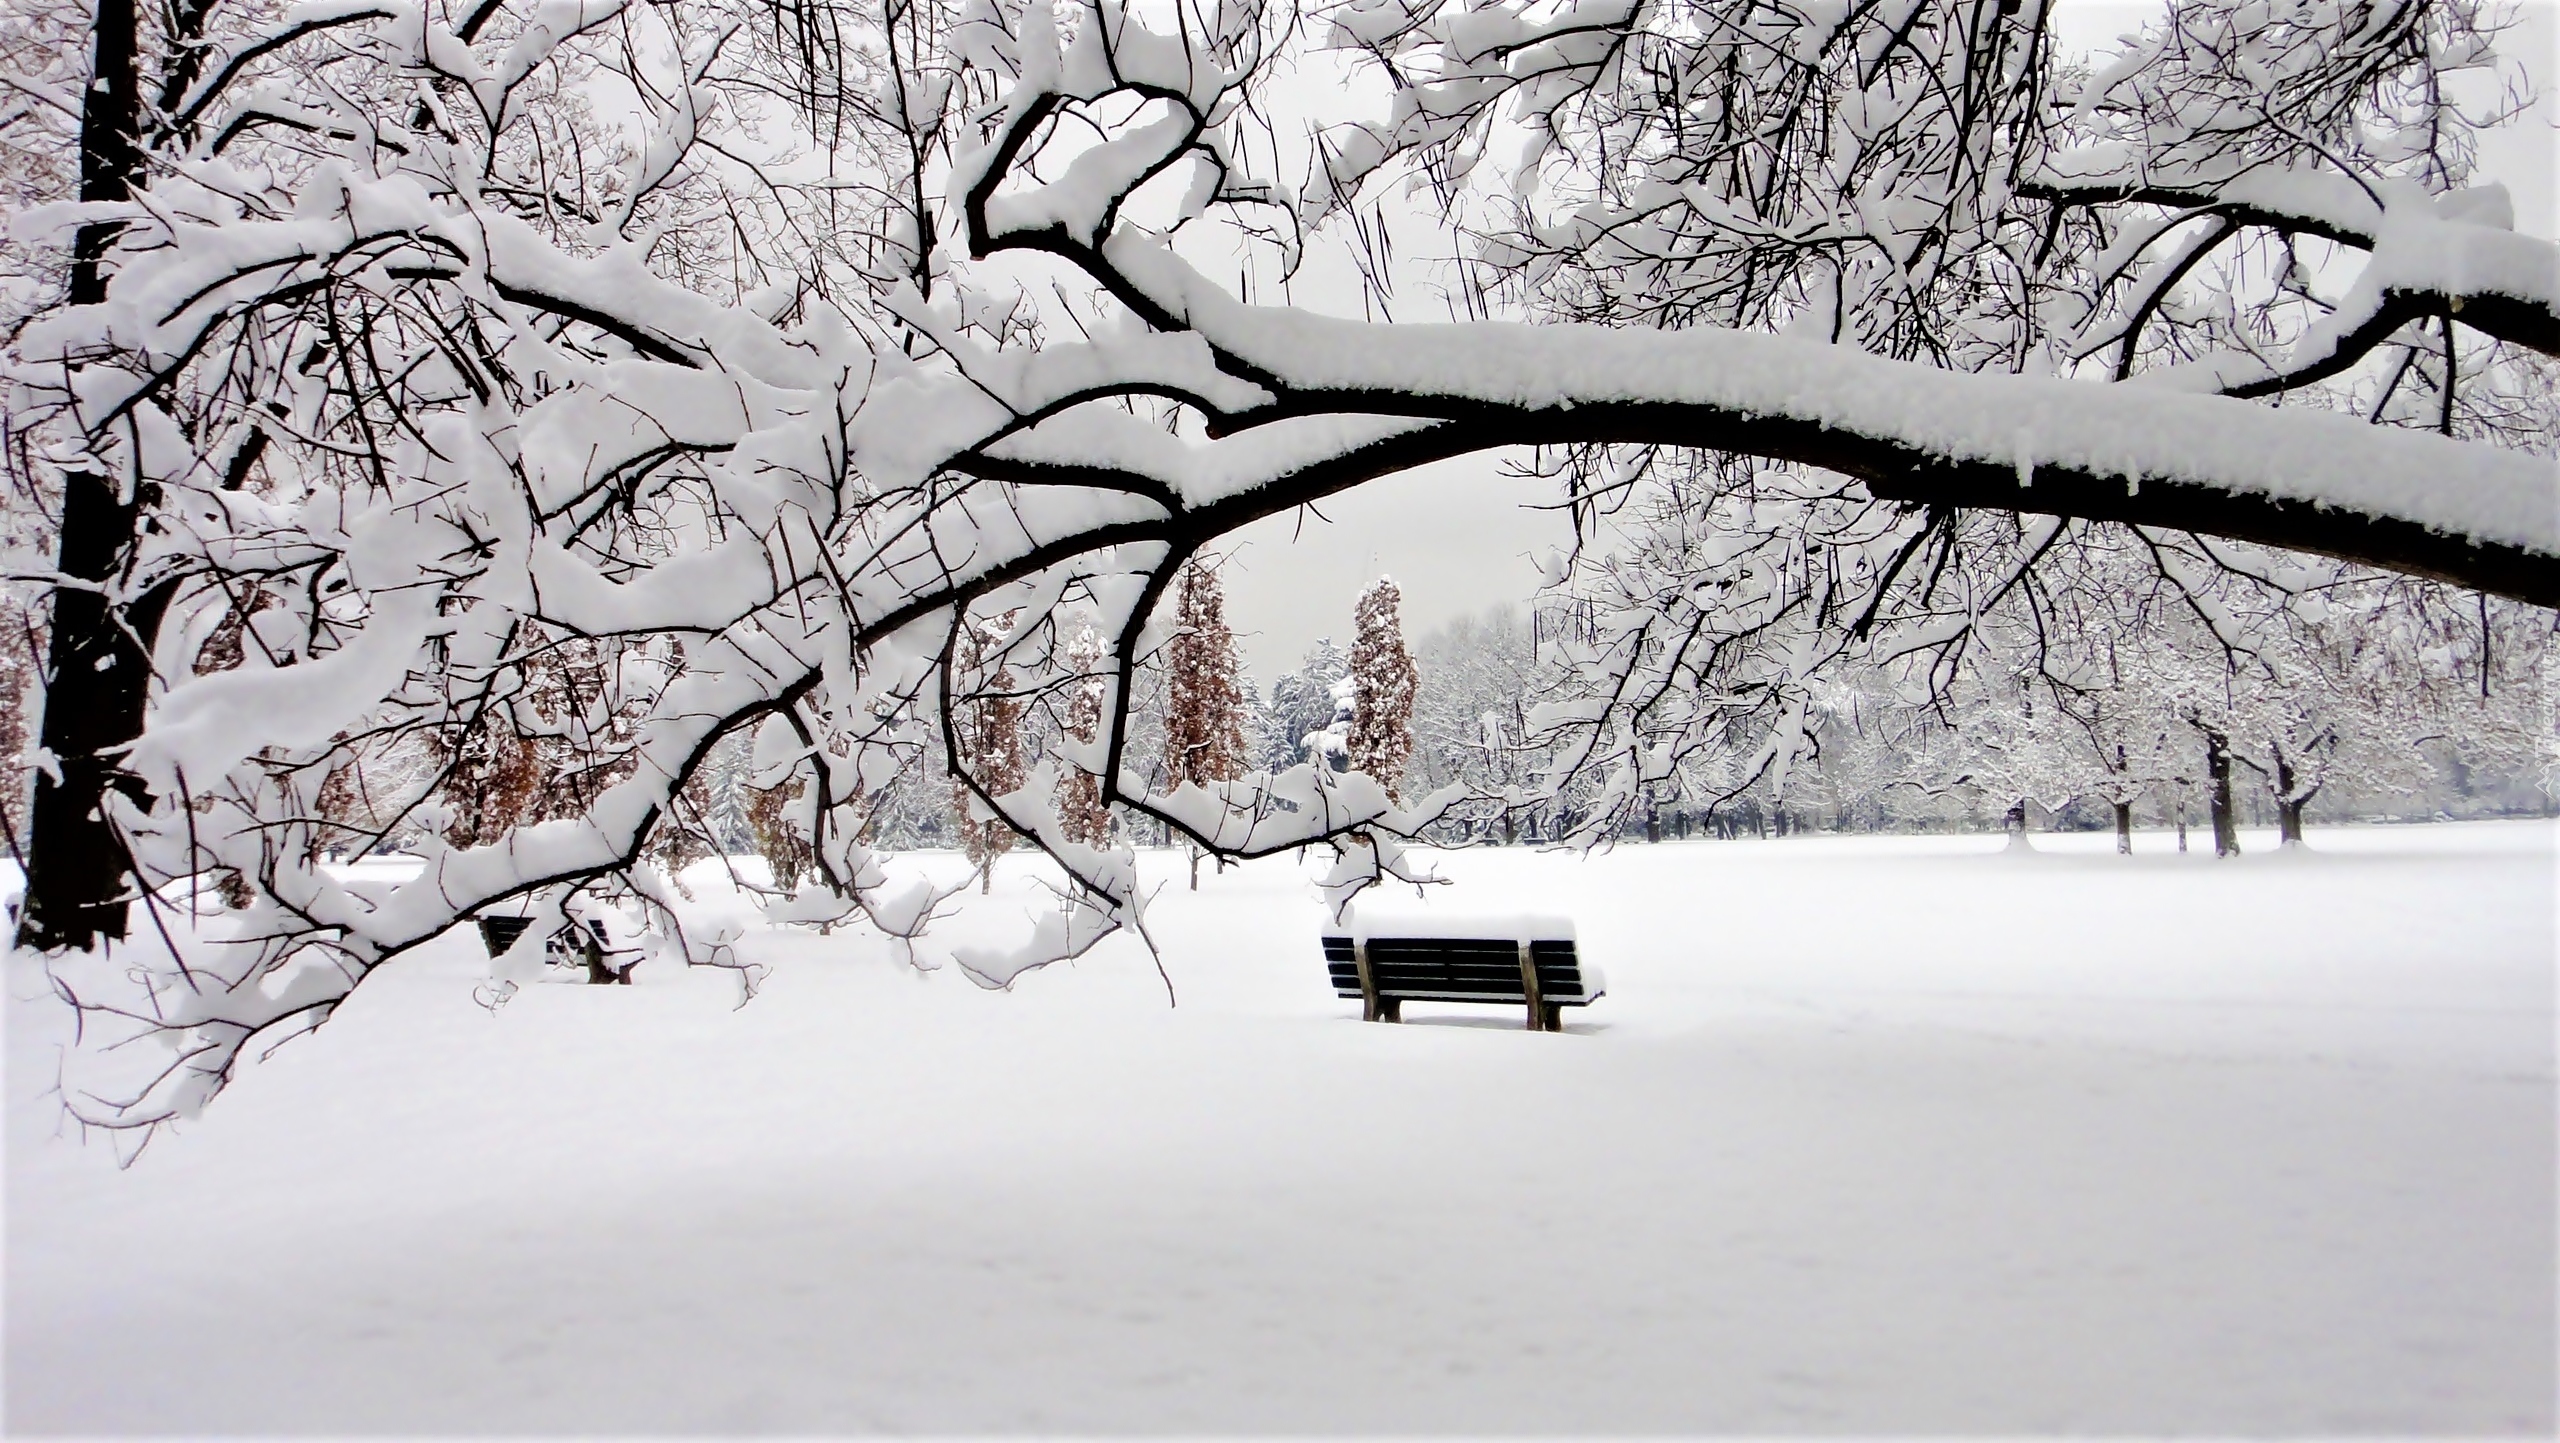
[
  {"xmin": 579, "ymin": 927, "xmax": 633, "ymax": 984},
  {"xmin": 21, "ymin": 0, "xmax": 157, "ymax": 953},
  {"xmin": 2002, "ymin": 800, "xmax": 2030, "ymax": 851},
  {"xmin": 2273, "ymin": 753, "xmax": 2311, "ymax": 846},
  {"xmin": 2113, "ymin": 800, "xmax": 2133, "ymax": 855},
  {"xmin": 2203, "ymin": 728, "xmax": 2241, "ymax": 858}
]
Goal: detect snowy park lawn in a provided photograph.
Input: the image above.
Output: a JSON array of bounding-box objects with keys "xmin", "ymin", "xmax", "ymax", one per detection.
[{"xmin": 7, "ymin": 821, "xmax": 2553, "ymax": 1433}]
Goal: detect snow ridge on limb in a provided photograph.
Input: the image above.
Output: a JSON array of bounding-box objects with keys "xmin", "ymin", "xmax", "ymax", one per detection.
[{"xmin": 1081, "ymin": 237, "xmax": 2560, "ymax": 575}]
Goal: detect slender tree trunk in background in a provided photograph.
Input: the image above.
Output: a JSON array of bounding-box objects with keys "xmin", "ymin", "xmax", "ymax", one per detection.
[
  {"xmin": 1501, "ymin": 810, "xmax": 1515, "ymax": 846},
  {"xmin": 2113, "ymin": 800, "xmax": 2133, "ymax": 855},
  {"xmin": 2002, "ymin": 800, "xmax": 2029, "ymax": 851},
  {"xmin": 21, "ymin": 0, "xmax": 160, "ymax": 953},
  {"xmin": 2203, "ymin": 729, "xmax": 2240, "ymax": 858},
  {"xmin": 1644, "ymin": 805, "xmax": 1659, "ymax": 844}
]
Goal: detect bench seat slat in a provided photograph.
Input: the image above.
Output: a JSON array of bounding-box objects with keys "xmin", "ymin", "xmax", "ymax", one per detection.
[
  {"xmin": 1325, "ymin": 961, "xmax": 1590, "ymax": 981},
  {"xmin": 1325, "ymin": 974, "xmax": 1598, "ymax": 1002},
  {"xmin": 1320, "ymin": 932, "xmax": 1604, "ymax": 1023}
]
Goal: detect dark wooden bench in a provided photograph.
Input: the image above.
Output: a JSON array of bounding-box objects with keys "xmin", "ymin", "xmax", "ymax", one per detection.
[
  {"xmin": 1320, "ymin": 923, "xmax": 1603, "ymax": 1031},
  {"xmin": 475, "ymin": 914, "xmax": 639, "ymax": 984}
]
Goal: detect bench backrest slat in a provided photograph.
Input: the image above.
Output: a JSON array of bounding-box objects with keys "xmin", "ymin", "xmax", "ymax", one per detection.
[{"xmin": 1321, "ymin": 935, "xmax": 1595, "ymax": 1003}]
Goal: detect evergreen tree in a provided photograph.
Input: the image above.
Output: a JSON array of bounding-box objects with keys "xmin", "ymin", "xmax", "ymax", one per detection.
[
  {"xmin": 1262, "ymin": 637, "xmax": 1350, "ymax": 772},
  {"xmin": 1057, "ymin": 625, "xmax": 1112, "ymax": 848},
  {"xmin": 1348, "ymin": 578, "xmax": 1419, "ymax": 801},
  {"xmin": 1164, "ymin": 563, "xmax": 1248, "ymax": 789},
  {"xmin": 951, "ymin": 613, "xmax": 1025, "ymax": 892},
  {"xmin": 0, "ymin": 596, "xmax": 34, "ymax": 863},
  {"xmin": 1164, "ymin": 563, "xmax": 1248, "ymax": 885}
]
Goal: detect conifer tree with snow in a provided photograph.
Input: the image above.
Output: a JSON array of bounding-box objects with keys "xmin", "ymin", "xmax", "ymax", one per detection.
[
  {"xmin": 1057, "ymin": 625, "xmax": 1113, "ymax": 849},
  {"xmin": 1163, "ymin": 562, "xmax": 1249, "ymax": 885},
  {"xmin": 1262, "ymin": 638, "xmax": 1352, "ymax": 772},
  {"xmin": 0, "ymin": 598, "xmax": 32, "ymax": 862},
  {"xmin": 1348, "ymin": 577, "xmax": 1419, "ymax": 802},
  {"xmin": 951, "ymin": 614, "xmax": 1026, "ymax": 893},
  {"xmin": 1164, "ymin": 563, "xmax": 1250, "ymax": 790}
]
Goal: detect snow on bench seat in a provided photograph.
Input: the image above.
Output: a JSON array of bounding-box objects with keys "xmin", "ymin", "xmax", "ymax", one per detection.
[{"xmin": 1321, "ymin": 909, "xmax": 1604, "ymax": 1031}]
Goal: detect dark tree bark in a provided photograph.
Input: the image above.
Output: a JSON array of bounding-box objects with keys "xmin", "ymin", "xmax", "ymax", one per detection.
[
  {"xmin": 2202, "ymin": 728, "xmax": 2241, "ymax": 858},
  {"xmin": 579, "ymin": 928, "xmax": 633, "ymax": 984},
  {"xmin": 2113, "ymin": 800, "xmax": 2134, "ymax": 856},
  {"xmin": 2273, "ymin": 753, "xmax": 2313, "ymax": 847},
  {"xmin": 20, "ymin": 0, "xmax": 162, "ymax": 953}
]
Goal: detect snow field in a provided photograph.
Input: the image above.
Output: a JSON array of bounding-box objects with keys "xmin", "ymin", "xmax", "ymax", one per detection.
[{"xmin": 7, "ymin": 821, "xmax": 2553, "ymax": 1432}]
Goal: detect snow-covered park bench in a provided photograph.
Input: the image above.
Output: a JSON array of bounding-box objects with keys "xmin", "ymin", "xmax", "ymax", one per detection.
[
  {"xmin": 475, "ymin": 914, "xmax": 641, "ymax": 984},
  {"xmin": 1320, "ymin": 915, "xmax": 1603, "ymax": 1032}
]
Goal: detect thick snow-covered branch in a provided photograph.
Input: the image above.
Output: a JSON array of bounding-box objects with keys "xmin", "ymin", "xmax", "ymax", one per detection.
[{"xmin": 948, "ymin": 238, "xmax": 2558, "ymax": 600}]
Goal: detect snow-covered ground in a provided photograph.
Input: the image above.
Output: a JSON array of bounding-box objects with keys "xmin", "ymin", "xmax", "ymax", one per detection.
[{"xmin": 7, "ymin": 821, "xmax": 2552, "ymax": 1433}]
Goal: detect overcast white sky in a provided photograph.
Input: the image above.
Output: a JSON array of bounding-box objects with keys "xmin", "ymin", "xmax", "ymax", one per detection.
[{"xmin": 1211, "ymin": 0, "xmax": 2558, "ymax": 683}]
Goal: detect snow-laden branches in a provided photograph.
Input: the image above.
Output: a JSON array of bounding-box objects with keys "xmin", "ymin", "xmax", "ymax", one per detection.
[{"xmin": 5, "ymin": 0, "xmax": 2554, "ymax": 1131}]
